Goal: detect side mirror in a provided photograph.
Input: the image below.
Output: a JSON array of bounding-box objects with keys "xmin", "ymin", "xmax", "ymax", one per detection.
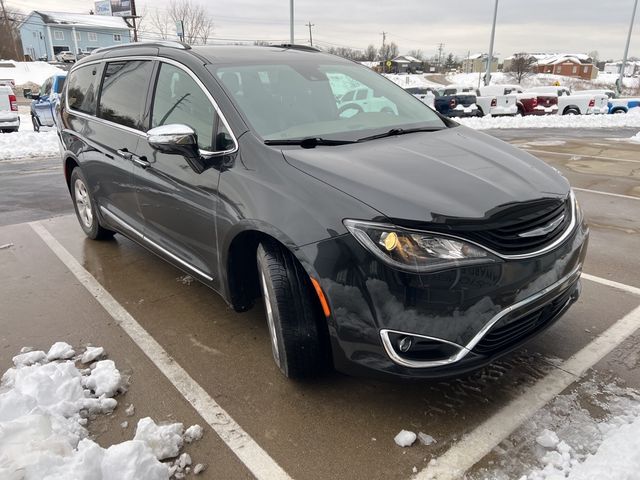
[{"xmin": 147, "ymin": 124, "xmax": 199, "ymax": 158}]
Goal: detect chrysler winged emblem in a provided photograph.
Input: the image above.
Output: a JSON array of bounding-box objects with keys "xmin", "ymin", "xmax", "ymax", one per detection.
[{"xmin": 518, "ymin": 214, "xmax": 565, "ymax": 238}]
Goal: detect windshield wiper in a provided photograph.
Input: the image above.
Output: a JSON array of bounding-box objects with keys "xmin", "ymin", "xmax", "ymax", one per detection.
[
  {"xmin": 264, "ymin": 137, "xmax": 356, "ymax": 149},
  {"xmin": 356, "ymin": 126, "xmax": 445, "ymax": 143}
]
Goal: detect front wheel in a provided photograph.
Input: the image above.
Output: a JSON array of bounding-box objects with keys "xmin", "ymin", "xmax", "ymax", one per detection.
[
  {"xmin": 257, "ymin": 240, "xmax": 329, "ymax": 379},
  {"xmin": 32, "ymin": 115, "xmax": 40, "ymax": 132},
  {"xmin": 70, "ymin": 168, "xmax": 115, "ymax": 240}
]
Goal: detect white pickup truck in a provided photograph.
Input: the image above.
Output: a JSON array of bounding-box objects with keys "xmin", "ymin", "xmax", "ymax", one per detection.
[
  {"xmin": 443, "ymin": 84, "xmax": 517, "ymax": 117},
  {"xmin": 0, "ymin": 85, "xmax": 19, "ymax": 133},
  {"xmin": 338, "ymin": 87, "xmax": 399, "ymax": 117},
  {"xmin": 526, "ymin": 86, "xmax": 608, "ymax": 115}
]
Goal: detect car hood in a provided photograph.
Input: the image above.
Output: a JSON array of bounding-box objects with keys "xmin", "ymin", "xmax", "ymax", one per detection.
[{"xmin": 282, "ymin": 126, "xmax": 569, "ymax": 224}]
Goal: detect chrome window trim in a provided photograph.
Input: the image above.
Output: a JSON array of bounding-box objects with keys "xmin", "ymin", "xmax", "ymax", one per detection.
[
  {"xmin": 100, "ymin": 206, "xmax": 214, "ymax": 282},
  {"xmin": 346, "ymin": 191, "xmax": 576, "ymax": 263},
  {"xmin": 380, "ymin": 262, "xmax": 582, "ymax": 369},
  {"xmin": 66, "ymin": 55, "xmax": 239, "ymax": 155}
]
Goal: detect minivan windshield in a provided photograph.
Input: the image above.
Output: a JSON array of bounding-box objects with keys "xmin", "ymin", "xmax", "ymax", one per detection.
[{"xmin": 209, "ymin": 61, "xmax": 446, "ymax": 142}]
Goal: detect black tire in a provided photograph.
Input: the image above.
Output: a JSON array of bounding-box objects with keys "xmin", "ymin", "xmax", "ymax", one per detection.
[
  {"xmin": 256, "ymin": 240, "xmax": 329, "ymax": 379},
  {"xmin": 564, "ymin": 107, "xmax": 579, "ymax": 115},
  {"xmin": 70, "ymin": 168, "xmax": 115, "ymax": 240},
  {"xmin": 338, "ymin": 103, "xmax": 363, "ymax": 116},
  {"xmin": 32, "ymin": 115, "xmax": 40, "ymax": 132},
  {"xmin": 611, "ymin": 108, "xmax": 626, "ymax": 114}
]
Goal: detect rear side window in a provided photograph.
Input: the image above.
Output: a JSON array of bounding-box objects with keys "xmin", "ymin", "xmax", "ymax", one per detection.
[
  {"xmin": 67, "ymin": 65, "xmax": 100, "ymax": 114},
  {"xmin": 55, "ymin": 77, "xmax": 65, "ymax": 94},
  {"xmin": 151, "ymin": 62, "xmax": 223, "ymax": 151},
  {"xmin": 98, "ymin": 60, "xmax": 153, "ymax": 130}
]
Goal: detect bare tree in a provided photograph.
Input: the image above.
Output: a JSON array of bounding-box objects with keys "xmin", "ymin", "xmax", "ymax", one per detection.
[
  {"xmin": 139, "ymin": 0, "xmax": 214, "ymax": 44},
  {"xmin": 407, "ymin": 49, "xmax": 424, "ymax": 61},
  {"xmin": 506, "ymin": 53, "xmax": 538, "ymax": 84},
  {"xmin": 167, "ymin": 0, "xmax": 214, "ymax": 44},
  {"xmin": 325, "ymin": 46, "xmax": 363, "ymax": 61},
  {"xmin": 378, "ymin": 42, "xmax": 399, "ymax": 63},
  {"xmin": 364, "ymin": 44, "xmax": 377, "ymax": 62},
  {"xmin": 0, "ymin": 6, "xmax": 23, "ymax": 60},
  {"xmin": 139, "ymin": 7, "xmax": 171, "ymax": 40}
]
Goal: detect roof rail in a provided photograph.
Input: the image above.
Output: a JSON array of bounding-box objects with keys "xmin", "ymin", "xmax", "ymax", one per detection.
[
  {"xmin": 272, "ymin": 44, "xmax": 321, "ymax": 52},
  {"xmin": 92, "ymin": 40, "xmax": 191, "ymax": 55}
]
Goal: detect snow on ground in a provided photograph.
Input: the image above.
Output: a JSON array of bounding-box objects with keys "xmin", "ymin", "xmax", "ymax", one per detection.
[
  {"xmin": 446, "ymin": 72, "xmax": 639, "ymax": 93},
  {"xmin": 468, "ymin": 376, "xmax": 640, "ymax": 480},
  {"xmin": 384, "ymin": 74, "xmax": 442, "ymax": 89},
  {"xmin": 457, "ymin": 107, "xmax": 640, "ymax": 130},
  {"xmin": 0, "ymin": 113, "xmax": 59, "ymax": 161},
  {"xmin": 630, "ymin": 131, "xmax": 640, "ymax": 143},
  {"xmin": 0, "ymin": 61, "xmax": 65, "ymax": 87},
  {"xmin": 0, "ymin": 343, "xmax": 204, "ymax": 479}
]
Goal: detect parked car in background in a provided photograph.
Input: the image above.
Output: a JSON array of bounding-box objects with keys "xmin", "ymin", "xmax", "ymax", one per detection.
[
  {"xmin": 56, "ymin": 51, "xmax": 76, "ymax": 63},
  {"xmin": 445, "ymin": 84, "xmax": 517, "ymax": 117},
  {"xmin": 338, "ymin": 87, "xmax": 398, "ymax": 116},
  {"xmin": 0, "ymin": 85, "xmax": 19, "ymax": 133},
  {"xmin": 404, "ymin": 86, "xmax": 436, "ymax": 108},
  {"xmin": 606, "ymin": 97, "xmax": 640, "ymax": 114},
  {"xmin": 58, "ymin": 42, "xmax": 587, "ymax": 380},
  {"xmin": 432, "ymin": 88, "xmax": 481, "ymax": 117},
  {"xmin": 491, "ymin": 84, "xmax": 559, "ymax": 116},
  {"xmin": 527, "ymin": 86, "xmax": 608, "ymax": 115},
  {"xmin": 29, "ymin": 73, "xmax": 67, "ymax": 131}
]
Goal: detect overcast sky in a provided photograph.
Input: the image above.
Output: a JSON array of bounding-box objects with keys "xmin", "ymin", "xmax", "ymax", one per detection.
[{"xmin": 9, "ymin": 0, "xmax": 639, "ymax": 60}]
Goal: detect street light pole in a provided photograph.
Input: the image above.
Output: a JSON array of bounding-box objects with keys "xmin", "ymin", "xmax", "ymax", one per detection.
[
  {"xmin": 485, "ymin": 0, "xmax": 499, "ymax": 86},
  {"xmin": 618, "ymin": 0, "xmax": 638, "ymax": 95},
  {"xmin": 289, "ymin": 0, "xmax": 294, "ymax": 44}
]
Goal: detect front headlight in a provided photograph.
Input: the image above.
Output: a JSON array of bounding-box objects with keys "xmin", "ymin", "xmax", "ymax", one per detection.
[{"xmin": 343, "ymin": 220, "xmax": 499, "ymax": 273}]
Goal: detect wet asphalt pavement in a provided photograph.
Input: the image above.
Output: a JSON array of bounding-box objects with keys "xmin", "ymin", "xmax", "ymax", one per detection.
[{"xmin": 0, "ymin": 128, "xmax": 639, "ymax": 479}]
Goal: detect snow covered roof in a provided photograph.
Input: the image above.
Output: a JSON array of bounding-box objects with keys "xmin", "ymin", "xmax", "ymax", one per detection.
[
  {"xmin": 32, "ymin": 11, "xmax": 129, "ymax": 30},
  {"xmin": 392, "ymin": 55, "xmax": 422, "ymax": 64},
  {"xmin": 507, "ymin": 53, "xmax": 593, "ymax": 65}
]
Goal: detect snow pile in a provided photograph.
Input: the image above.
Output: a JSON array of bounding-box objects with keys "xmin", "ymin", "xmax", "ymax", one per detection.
[
  {"xmin": 446, "ymin": 71, "xmax": 639, "ymax": 91},
  {"xmin": 0, "ymin": 61, "xmax": 65, "ymax": 87},
  {"xmin": 0, "ymin": 343, "xmax": 204, "ymax": 479},
  {"xmin": 384, "ymin": 74, "xmax": 442, "ymax": 89},
  {"xmin": 394, "ymin": 429, "xmax": 417, "ymax": 447},
  {"xmin": 0, "ymin": 129, "xmax": 59, "ymax": 160},
  {"xmin": 457, "ymin": 108, "xmax": 640, "ymax": 130},
  {"xmin": 470, "ymin": 378, "xmax": 640, "ymax": 480},
  {"xmin": 630, "ymin": 131, "xmax": 640, "ymax": 143}
]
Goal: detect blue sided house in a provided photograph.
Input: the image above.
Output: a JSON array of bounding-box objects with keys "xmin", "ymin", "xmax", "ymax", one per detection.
[{"xmin": 19, "ymin": 11, "xmax": 131, "ymax": 61}]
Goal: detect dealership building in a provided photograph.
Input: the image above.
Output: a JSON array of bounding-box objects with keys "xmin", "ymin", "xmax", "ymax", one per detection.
[{"xmin": 19, "ymin": 10, "xmax": 131, "ymax": 61}]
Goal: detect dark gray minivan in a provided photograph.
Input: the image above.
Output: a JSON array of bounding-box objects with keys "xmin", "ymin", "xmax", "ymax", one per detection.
[{"xmin": 58, "ymin": 42, "xmax": 588, "ymax": 380}]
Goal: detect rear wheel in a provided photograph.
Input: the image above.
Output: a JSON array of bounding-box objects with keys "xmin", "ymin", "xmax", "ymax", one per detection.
[
  {"xmin": 70, "ymin": 168, "xmax": 115, "ymax": 240},
  {"xmin": 256, "ymin": 240, "xmax": 329, "ymax": 379},
  {"xmin": 564, "ymin": 107, "xmax": 580, "ymax": 115}
]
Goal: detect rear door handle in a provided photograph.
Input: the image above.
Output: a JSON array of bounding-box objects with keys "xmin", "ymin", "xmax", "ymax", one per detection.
[{"xmin": 116, "ymin": 148, "xmax": 133, "ymax": 160}]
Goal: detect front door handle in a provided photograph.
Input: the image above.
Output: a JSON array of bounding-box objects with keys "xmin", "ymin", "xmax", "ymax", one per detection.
[{"xmin": 132, "ymin": 155, "xmax": 150, "ymax": 169}]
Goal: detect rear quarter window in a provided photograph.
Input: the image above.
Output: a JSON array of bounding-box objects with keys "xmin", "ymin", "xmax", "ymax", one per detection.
[{"xmin": 67, "ymin": 65, "xmax": 100, "ymax": 114}]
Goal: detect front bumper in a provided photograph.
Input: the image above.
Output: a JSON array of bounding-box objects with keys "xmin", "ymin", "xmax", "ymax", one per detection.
[{"xmin": 302, "ymin": 217, "xmax": 589, "ymax": 379}]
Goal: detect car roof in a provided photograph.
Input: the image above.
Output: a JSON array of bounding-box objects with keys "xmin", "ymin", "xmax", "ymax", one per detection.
[{"xmin": 86, "ymin": 42, "xmax": 350, "ymax": 66}]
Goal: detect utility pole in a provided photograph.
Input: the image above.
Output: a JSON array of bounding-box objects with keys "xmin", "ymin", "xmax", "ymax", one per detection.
[
  {"xmin": 436, "ymin": 43, "xmax": 444, "ymax": 72},
  {"xmin": 306, "ymin": 21, "xmax": 314, "ymax": 46},
  {"xmin": 289, "ymin": 0, "xmax": 294, "ymax": 44},
  {"xmin": 485, "ymin": 0, "xmax": 499, "ymax": 86},
  {"xmin": 466, "ymin": 50, "xmax": 471, "ymax": 73},
  {"xmin": 618, "ymin": 0, "xmax": 638, "ymax": 95}
]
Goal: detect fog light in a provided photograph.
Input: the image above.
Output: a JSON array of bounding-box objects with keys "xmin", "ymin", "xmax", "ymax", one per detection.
[{"xmin": 398, "ymin": 336, "xmax": 412, "ymax": 353}]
